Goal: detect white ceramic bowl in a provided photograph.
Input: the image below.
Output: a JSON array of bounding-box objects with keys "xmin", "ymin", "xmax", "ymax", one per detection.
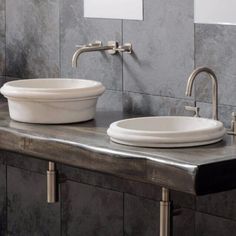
[
  {"xmin": 1, "ymin": 78, "xmax": 105, "ymax": 124},
  {"xmin": 107, "ymin": 116, "xmax": 226, "ymax": 147}
]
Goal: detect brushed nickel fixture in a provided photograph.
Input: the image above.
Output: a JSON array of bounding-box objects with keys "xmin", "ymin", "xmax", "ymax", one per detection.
[
  {"xmin": 72, "ymin": 40, "xmax": 132, "ymax": 68},
  {"xmin": 186, "ymin": 67, "xmax": 218, "ymax": 120},
  {"xmin": 47, "ymin": 161, "xmax": 57, "ymax": 203},
  {"xmin": 227, "ymin": 112, "xmax": 236, "ymax": 135},
  {"xmin": 185, "ymin": 102, "xmax": 200, "ymax": 117},
  {"xmin": 160, "ymin": 187, "xmax": 171, "ymax": 236}
]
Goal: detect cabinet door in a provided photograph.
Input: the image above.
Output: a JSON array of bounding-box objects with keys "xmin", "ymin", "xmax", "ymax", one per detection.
[
  {"xmin": 61, "ymin": 180, "xmax": 123, "ymax": 236},
  {"xmin": 7, "ymin": 166, "xmax": 60, "ymax": 236}
]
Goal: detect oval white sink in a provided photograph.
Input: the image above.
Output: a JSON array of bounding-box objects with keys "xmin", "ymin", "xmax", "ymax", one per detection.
[
  {"xmin": 107, "ymin": 116, "xmax": 226, "ymax": 147},
  {"xmin": 1, "ymin": 78, "xmax": 105, "ymax": 124}
]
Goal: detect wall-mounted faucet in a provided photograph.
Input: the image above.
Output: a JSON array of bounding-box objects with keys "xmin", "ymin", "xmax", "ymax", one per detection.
[
  {"xmin": 72, "ymin": 41, "xmax": 132, "ymax": 68},
  {"xmin": 185, "ymin": 67, "xmax": 219, "ymax": 120}
]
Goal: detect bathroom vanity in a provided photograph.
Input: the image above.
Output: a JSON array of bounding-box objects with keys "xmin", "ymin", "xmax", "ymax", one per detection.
[{"xmin": 0, "ymin": 103, "xmax": 236, "ymax": 235}]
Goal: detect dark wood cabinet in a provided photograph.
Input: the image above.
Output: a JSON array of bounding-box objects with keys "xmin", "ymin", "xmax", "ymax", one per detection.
[
  {"xmin": 7, "ymin": 166, "xmax": 60, "ymax": 236},
  {"xmin": 0, "ymin": 150, "xmax": 196, "ymax": 236},
  {"xmin": 0, "ymin": 163, "xmax": 6, "ymax": 235},
  {"xmin": 61, "ymin": 180, "xmax": 123, "ymax": 236},
  {"xmin": 1, "ymin": 152, "xmax": 124, "ymax": 236}
]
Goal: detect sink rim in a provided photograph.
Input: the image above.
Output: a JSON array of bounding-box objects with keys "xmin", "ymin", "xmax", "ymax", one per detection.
[
  {"xmin": 110, "ymin": 116, "xmax": 224, "ymax": 135},
  {"xmin": 1, "ymin": 78, "xmax": 105, "ymax": 100},
  {"xmin": 107, "ymin": 116, "xmax": 226, "ymax": 148},
  {"xmin": 0, "ymin": 78, "xmax": 105, "ymax": 124}
]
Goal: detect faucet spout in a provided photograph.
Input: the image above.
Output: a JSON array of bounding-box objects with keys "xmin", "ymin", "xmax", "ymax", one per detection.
[
  {"xmin": 185, "ymin": 67, "xmax": 218, "ymax": 120},
  {"xmin": 72, "ymin": 44, "xmax": 115, "ymax": 68},
  {"xmin": 72, "ymin": 41, "xmax": 132, "ymax": 68}
]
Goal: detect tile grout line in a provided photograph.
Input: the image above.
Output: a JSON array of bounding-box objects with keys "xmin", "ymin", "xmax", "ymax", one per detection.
[
  {"xmin": 59, "ymin": 0, "xmax": 61, "ymax": 78},
  {"xmin": 4, "ymin": 0, "xmax": 6, "ymax": 79},
  {"xmin": 193, "ymin": 22, "xmax": 196, "ymax": 102},
  {"xmin": 121, "ymin": 20, "xmax": 124, "ymax": 92}
]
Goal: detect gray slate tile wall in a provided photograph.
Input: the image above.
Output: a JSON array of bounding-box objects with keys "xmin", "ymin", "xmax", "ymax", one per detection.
[
  {"xmin": 195, "ymin": 23, "xmax": 236, "ymax": 127},
  {"xmin": 0, "ymin": 0, "xmax": 234, "ymax": 125},
  {"xmin": 0, "ymin": 0, "xmax": 195, "ymax": 115},
  {"xmin": 60, "ymin": 0, "xmax": 123, "ymax": 91},
  {"xmin": 0, "ymin": 0, "xmax": 5, "ymax": 77},
  {"xmin": 5, "ymin": 0, "xmax": 60, "ymax": 78},
  {"xmin": 1, "ymin": 0, "xmax": 236, "ymax": 235}
]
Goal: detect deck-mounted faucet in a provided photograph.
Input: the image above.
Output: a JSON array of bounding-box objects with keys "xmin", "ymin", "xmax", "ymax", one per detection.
[
  {"xmin": 72, "ymin": 41, "xmax": 132, "ymax": 68},
  {"xmin": 185, "ymin": 67, "xmax": 219, "ymax": 120}
]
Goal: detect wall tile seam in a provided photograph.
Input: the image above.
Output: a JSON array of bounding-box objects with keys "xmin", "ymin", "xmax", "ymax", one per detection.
[
  {"xmin": 193, "ymin": 23, "xmax": 197, "ymax": 102},
  {"xmin": 194, "ymin": 22, "xmax": 236, "ymax": 27},
  {"xmin": 3, "ymin": 0, "xmax": 6, "ymax": 77},
  {"xmin": 196, "ymin": 100, "xmax": 236, "ymax": 110},
  {"xmin": 123, "ymin": 90, "xmax": 194, "ymax": 101},
  {"xmin": 121, "ymin": 19, "xmax": 124, "ymax": 92},
  {"xmin": 58, "ymin": 0, "xmax": 62, "ymax": 78},
  {"xmin": 102, "ymin": 88, "xmax": 195, "ymax": 104}
]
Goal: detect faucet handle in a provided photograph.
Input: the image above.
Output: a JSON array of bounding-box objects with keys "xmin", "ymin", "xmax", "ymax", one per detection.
[
  {"xmin": 232, "ymin": 112, "xmax": 236, "ymax": 121},
  {"xmin": 185, "ymin": 105, "xmax": 200, "ymax": 117},
  {"xmin": 227, "ymin": 112, "xmax": 236, "ymax": 135},
  {"xmin": 117, "ymin": 43, "xmax": 132, "ymax": 54},
  {"xmin": 76, "ymin": 41, "xmax": 102, "ymax": 48}
]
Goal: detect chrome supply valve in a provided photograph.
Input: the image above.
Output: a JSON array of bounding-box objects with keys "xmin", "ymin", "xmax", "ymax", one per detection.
[
  {"xmin": 107, "ymin": 41, "xmax": 132, "ymax": 54},
  {"xmin": 185, "ymin": 104, "xmax": 200, "ymax": 117},
  {"xmin": 227, "ymin": 112, "xmax": 236, "ymax": 135},
  {"xmin": 72, "ymin": 40, "xmax": 132, "ymax": 68}
]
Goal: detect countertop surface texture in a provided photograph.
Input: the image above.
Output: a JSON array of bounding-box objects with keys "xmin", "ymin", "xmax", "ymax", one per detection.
[{"xmin": 0, "ymin": 103, "xmax": 236, "ymax": 195}]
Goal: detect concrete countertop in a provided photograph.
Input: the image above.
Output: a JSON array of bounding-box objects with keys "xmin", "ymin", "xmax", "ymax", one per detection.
[{"xmin": 0, "ymin": 103, "xmax": 236, "ymax": 195}]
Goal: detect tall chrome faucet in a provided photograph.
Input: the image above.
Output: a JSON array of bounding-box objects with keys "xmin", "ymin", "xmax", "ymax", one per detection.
[
  {"xmin": 185, "ymin": 67, "xmax": 218, "ymax": 120},
  {"xmin": 72, "ymin": 41, "xmax": 132, "ymax": 68}
]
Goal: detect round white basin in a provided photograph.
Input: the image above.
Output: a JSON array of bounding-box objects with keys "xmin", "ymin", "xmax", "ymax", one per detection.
[
  {"xmin": 1, "ymin": 78, "xmax": 105, "ymax": 124},
  {"xmin": 107, "ymin": 116, "xmax": 226, "ymax": 148}
]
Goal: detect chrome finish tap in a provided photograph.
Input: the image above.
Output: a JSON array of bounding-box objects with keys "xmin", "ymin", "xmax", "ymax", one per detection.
[
  {"xmin": 227, "ymin": 112, "xmax": 236, "ymax": 135},
  {"xmin": 185, "ymin": 101, "xmax": 200, "ymax": 117},
  {"xmin": 72, "ymin": 40, "xmax": 132, "ymax": 68},
  {"xmin": 185, "ymin": 67, "xmax": 218, "ymax": 120}
]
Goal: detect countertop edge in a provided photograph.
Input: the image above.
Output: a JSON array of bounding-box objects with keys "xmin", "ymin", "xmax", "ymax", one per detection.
[{"xmin": 0, "ymin": 125, "xmax": 199, "ymax": 195}]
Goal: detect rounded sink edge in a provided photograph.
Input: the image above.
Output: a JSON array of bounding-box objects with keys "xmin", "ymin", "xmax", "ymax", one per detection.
[
  {"xmin": 109, "ymin": 137, "xmax": 224, "ymax": 148},
  {"xmin": 3, "ymin": 78, "xmax": 102, "ymax": 90},
  {"xmin": 107, "ymin": 116, "xmax": 226, "ymax": 148},
  {"xmin": 107, "ymin": 126, "xmax": 226, "ymax": 144},
  {"xmin": 0, "ymin": 78, "xmax": 106, "ymax": 100},
  {"xmin": 108, "ymin": 116, "xmax": 225, "ymax": 135}
]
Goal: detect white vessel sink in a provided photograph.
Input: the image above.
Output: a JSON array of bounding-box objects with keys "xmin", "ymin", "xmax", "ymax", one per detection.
[
  {"xmin": 107, "ymin": 116, "xmax": 226, "ymax": 148},
  {"xmin": 1, "ymin": 78, "xmax": 105, "ymax": 124}
]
